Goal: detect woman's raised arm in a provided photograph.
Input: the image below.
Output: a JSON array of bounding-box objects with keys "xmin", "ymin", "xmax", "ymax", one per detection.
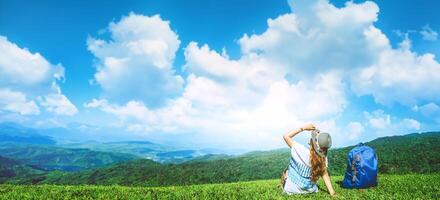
[{"xmin": 283, "ymin": 124, "xmax": 315, "ymax": 148}]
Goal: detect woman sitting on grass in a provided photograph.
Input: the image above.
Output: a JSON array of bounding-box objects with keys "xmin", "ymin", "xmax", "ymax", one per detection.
[{"xmin": 281, "ymin": 124, "xmax": 336, "ymax": 196}]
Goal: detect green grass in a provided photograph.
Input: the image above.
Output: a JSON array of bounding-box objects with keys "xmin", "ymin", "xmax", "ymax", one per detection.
[{"xmin": 1, "ymin": 174, "xmax": 439, "ymax": 199}]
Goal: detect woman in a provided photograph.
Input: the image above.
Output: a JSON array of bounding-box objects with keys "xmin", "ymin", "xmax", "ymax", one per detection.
[{"xmin": 281, "ymin": 124, "xmax": 336, "ymax": 196}]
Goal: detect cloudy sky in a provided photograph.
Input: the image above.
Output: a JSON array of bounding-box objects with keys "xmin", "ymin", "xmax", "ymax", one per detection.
[{"xmin": 0, "ymin": 0, "xmax": 439, "ymax": 150}]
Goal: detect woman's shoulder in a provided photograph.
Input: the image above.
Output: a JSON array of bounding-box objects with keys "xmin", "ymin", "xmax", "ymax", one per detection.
[
  {"xmin": 291, "ymin": 140, "xmax": 309, "ymax": 154},
  {"xmin": 290, "ymin": 140, "xmax": 310, "ymax": 164}
]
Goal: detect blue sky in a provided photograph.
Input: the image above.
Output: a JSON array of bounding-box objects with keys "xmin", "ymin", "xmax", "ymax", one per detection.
[{"xmin": 0, "ymin": 0, "xmax": 439, "ymax": 150}]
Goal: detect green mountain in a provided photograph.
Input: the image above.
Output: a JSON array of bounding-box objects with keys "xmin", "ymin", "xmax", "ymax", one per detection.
[
  {"xmin": 41, "ymin": 132, "xmax": 440, "ymax": 186},
  {"xmin": 0, "ymin": 122, "xmax": 224, "ymax": 170},
  {"xmin": 62, "ymin": 141, "xmax": 229, "ymax": 163},
  {"xmin": 0, "ymin": 156, "xmax": 46, "ymax": 184},
  {"xmin": 62, "ymin": 141, "xmax": 175, "ymax": 162},
  {"xmin": 0, "ymin": 144, "xmax": 139, "ymax": 171}
]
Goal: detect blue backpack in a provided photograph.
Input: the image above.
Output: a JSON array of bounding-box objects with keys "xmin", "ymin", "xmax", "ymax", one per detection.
[{"xmin": 342, "ymin": 143, "xmax": 378, "ymax": 189}]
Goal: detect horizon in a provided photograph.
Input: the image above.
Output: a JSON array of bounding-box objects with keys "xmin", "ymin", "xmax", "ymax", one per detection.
[
  {"xmin": 0, "ymin": 121, "xmax": 435, "ymax": 154},
  {"xmin": 1, "ymin": 0, "xmax": 440, "ymax": 151}
]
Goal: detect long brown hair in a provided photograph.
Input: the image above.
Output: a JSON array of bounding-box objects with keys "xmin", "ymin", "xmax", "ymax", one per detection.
[{"xmin": 310, "ymin": 139, "xmax": 327, "ymax": 183}]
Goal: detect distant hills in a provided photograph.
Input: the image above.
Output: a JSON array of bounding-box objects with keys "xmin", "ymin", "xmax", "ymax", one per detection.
[
  {"xmin": 60, "ymin": 141, "xmax": 210, "ymax": 163},
  {"xmin": 39, "ymin": 132, "xmax": 440, "ymax": 186},
  {"xmin": 61, "ymin": 140, "xmax": 226, "ymax": 164},
  {"xmin": 0, "ymin": 123, "xmax": 139, "ymax": 171},
  {"xmin": 0, "ymin": 122, "xmax": 56, "ymax": 145},
  {"xmin": 0, "ymin": 122, "xmax": 226, "ymax": 165},
  {"xmin": 0, "ymin": 144, "xmax": 139, "ymax": 171},
  {"xmin": 1, "ymin": 122, "xmax": 439, "ymax": 186},
  {"xmin": 0, "ymin": 156, "xmax": 46, "ymax": 184}
]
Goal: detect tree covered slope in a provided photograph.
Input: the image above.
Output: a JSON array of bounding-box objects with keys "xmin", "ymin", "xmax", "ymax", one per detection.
[
  {"xmin": 42, "ymin": 132, "xmax": 440, "ymax": 186},
  {"xmin": 0, "ymin": 144, "xmax": 139, "ymax": 171},
  {"xmin": 0, "ymin": 156, "xmax": 46, "ymax": 184}
]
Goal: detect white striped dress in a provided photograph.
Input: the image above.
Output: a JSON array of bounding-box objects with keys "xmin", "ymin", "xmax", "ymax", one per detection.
[{"xmin": 283, "ymin": 140, "xmax": 318, "ymax": 194}]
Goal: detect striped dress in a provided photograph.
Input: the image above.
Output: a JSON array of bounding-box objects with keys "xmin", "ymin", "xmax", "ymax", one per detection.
[{"xmin": 283, "ymin": 141, "xmax": 318, "ymax": 194}]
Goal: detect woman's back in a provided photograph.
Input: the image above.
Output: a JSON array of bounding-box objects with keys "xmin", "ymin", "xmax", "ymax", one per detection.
[
  {"xmin": 282, "ymin": 125, "xmax": 335, "ymax": 196},
  {"xmin": 283, "ymin": 140, "xmax": 317, "ymax": 194}
]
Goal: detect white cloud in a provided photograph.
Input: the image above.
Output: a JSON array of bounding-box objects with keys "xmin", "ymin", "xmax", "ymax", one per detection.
[
  {"xmin": 85, "ymin": 0, "xmax": 439, "ymax": 149},
  {"xmin": 414, "ymin": 102, "xmax": 440, "ymax": 123},
  {"xmin": 0, "ymin": 36, "xmax": 76, "ymax": 116},
  {"xmin": 364, "ymin": 109, "xmax": 420, "ymax": 135},
  {"xmin": 0, "ymin": 88, "xmax": 40, "ymax": 115},
  {"xmin": 259, "ymin": 73, "xmax": 347, "ymax": 120},
  {"xmin": 85, "ymin": 98, "xmax": 195, "ymax": 133},
  {"xmin": 0, "ymin": 36, "xmax": 63, "ymax": 88},
  {"xmin": 40, "ymin": 93, "xmax": 78, "ymax": 116},
  {"xmin": 346, "ymin": 122, "xmax": 364, "ymax": 141},
  {"xmin": 88, "ymin": 13, "xmax": 183, "ymax": 107},
  {"xmin": 184, "ymin": 42, "xmax": 244, "ymax": 80},
  {"xmin": 400, "ymin": 118, "xmax": 420, "ymax": 130},
  {"xmin": 239, "ymin": 0, "xmax": 382, "ymax": 77},
  {"xmin": 420, "ymin": 25, "xmax": 438, "ymax": 41},
  {"xmin": 418, "ymin": 102, "xmax": 440, "ymax": 117},
  {"xmin": 86, "ymin": 61, "xmax": 347, "ymax": 150},
  {"xmin": 237, "ymin": 0, "xmax": 440, "ymax": 108},
  {"xmin": 351, "ymin": 37, "xmax": 440, "ymax": 106},
  {"xmin": 183, "ymin": 42, "xmax": 285, "ymax": 110},
  {"xmin": 364, "ymin": 110, "xmax": 391, "ymax": 130}
]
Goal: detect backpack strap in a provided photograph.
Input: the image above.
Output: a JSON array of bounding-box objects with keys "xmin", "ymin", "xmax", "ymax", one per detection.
[
  {"xmin": 351, "ymin": 158, "xmax": 356, "ymax": 182},
  {"xmin": 351, "ymin": 154, "xmax": 360, "ymax": 182}
]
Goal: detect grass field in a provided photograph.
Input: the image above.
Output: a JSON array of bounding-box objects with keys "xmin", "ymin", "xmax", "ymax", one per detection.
[{"xmin": 0, "ymin": 174, "xmax": 439, "ymax": 199}]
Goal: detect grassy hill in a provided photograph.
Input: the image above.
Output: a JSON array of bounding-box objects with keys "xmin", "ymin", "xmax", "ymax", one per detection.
[
  {"xmin": 1, "ymin": 174, "xmax": 439, "ymax": 199},
  {"xmin": 41, "ymin": 132, "xmax": 440, "ymax": 186}
]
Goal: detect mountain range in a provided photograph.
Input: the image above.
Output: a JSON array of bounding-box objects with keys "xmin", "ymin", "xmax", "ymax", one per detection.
[
  {"xmin": 1, "ymin": 122, "xmax": 439, "ymax": 186},
  {"xmin": 0, "ymin": 122, "xmax": 234, "ymax": 170},
  {"xmin": 29, "ymin": 132, "xmax": 440, "ymax": 186},
  {"xmin": 0, "ymin": 155, "xmax": 46, "ymax": 184}
]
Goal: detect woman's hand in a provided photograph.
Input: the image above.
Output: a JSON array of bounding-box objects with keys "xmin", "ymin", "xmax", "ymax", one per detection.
[
  {"xmin": 283, "ymin": 123, "xmax": 316, "ymax": 148},
  {"xmin": 302, "ymin": 123, "xmax": 316, "ymax": 131}
]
